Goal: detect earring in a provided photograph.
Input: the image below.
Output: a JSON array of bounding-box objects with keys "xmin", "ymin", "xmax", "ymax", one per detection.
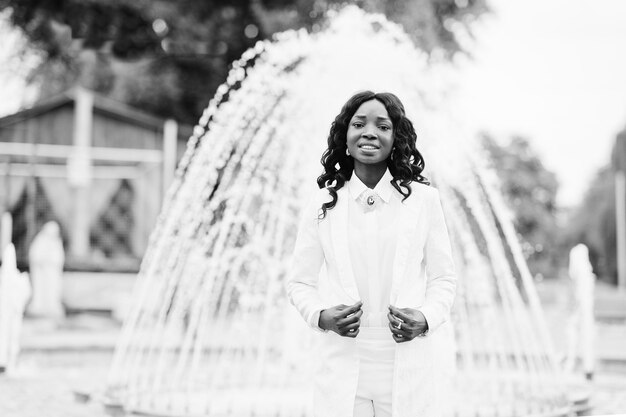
[
  {"xmin": 390, "ymin": 147, "xmax": 395, "ymax": 160},
  {"xmin": 346, "ymin": 148, "xmax": 351, "ymax": 156}
]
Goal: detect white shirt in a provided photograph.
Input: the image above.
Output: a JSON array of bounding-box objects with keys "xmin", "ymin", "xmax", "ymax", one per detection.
[{"xmin": 347, "ymin": 169, "xmax": 398, "ymax": 327}]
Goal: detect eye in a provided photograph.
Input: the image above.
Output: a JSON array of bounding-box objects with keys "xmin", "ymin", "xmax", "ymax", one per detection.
[
  {"xmin": 379, "ymin": 125, "xmax": 391, "ymax": 131},
  {"xmin": 351, "ymin": 122, "xmax": 364, "ymax": 128}
]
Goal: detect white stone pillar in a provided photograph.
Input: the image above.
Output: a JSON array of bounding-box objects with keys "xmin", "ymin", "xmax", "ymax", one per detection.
[
  {"xmin": 27, "ymin": 222, "xmax": 64, "ymax": 318},
  {"xmin": 0, "ymin": 243, "xmax": 31, "ymax": 372},
  {"xmin": 566, "ymin": 244, "xmax": 596, "ymax": 379}
]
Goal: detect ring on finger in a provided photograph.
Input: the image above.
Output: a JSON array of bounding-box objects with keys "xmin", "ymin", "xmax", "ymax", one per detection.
[{"xmin": 396, "ymin": 321, "xmax": 402, "ymax": 330}]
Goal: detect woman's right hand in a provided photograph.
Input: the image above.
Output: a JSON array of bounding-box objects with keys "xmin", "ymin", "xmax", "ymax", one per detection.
[{"xmin": 318, "ymin": 301, "xmax": 363, "ymax": 337}]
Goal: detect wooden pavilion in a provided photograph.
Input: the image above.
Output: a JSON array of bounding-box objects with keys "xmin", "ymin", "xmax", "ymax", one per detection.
[{"xmin": 0, "ymin": 87, "xmax": 193, "ymax": 271}]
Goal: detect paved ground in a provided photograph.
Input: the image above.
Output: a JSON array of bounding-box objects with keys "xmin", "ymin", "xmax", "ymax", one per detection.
[
  {"xmin": 590, "ymin": 372, "xmax": 626, "ymax": 415},
  {"xmin": 0, "ymin": 351, "xmax": 112, "ymax": 417},
  {"xmin": 0, "ymin": 275, "xmax": 624, "ymax": 417},
  {"xmin": 0, "ymin": 311, "xmax": 119, "ymax": 417}
]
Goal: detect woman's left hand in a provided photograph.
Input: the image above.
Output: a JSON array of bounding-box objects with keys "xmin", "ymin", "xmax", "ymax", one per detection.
[{"xmin": 387, "ymin": 305, "xmax": 429, "ymax": 343}]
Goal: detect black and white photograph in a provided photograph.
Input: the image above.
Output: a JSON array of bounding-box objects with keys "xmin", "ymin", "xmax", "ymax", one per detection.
[{"xmin": 0, "ymin": 1, "xmax": 625, "ymax": 416}]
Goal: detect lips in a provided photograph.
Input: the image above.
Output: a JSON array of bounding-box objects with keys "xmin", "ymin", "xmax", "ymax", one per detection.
[{"xmin": 358, "ymin": 143, "xmax": 380, "ymax": 150}]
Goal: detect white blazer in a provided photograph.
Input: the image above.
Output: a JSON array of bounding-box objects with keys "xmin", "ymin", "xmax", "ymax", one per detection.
[{"xmin": 286, "ymin": 181, "xmax": 456, "ymax": 417}]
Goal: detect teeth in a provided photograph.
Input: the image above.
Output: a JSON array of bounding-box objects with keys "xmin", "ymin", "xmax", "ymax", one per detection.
[{"xmin": 361, "ymin": 145, "xmax": 377, "ymax": 149}]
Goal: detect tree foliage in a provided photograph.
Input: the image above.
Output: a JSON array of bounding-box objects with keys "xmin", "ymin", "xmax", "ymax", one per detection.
[
  {"xmin": 562, "ymin": 131, "xmax": 625, "ymax": 285},
  {"xmin": 0, "ymin": 0, "xmax": 488, "ymax": 124},
  {"xmin": 564, "ymin": 167, "xmax": 616, "ymax": 283},
  {"xmin": 481, "ymin": 135, "xmax": 562, "ymax": 279}
]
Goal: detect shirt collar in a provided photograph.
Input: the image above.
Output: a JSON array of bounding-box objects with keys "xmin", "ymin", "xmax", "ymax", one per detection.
[{"xmin": 348, "ymin": 169, "xmax": 394, "ymax": 203}]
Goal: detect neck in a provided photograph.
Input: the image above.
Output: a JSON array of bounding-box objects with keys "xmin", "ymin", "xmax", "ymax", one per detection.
[{"xmin": 353, "ymin": 163, "xmax": 387, "ymax": 189}]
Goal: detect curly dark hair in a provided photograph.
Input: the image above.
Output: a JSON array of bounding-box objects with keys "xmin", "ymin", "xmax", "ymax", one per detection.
[{"xmin": 316, "ymin": 91, "xmax": 429, "ymax": 219}]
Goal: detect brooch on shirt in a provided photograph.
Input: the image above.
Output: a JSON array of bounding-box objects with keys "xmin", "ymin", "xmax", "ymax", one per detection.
[{"xmin": 359, "ymin": 191, "xmax": 381, "ymax": 213}]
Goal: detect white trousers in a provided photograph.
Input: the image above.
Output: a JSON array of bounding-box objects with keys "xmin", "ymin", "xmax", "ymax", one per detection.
[{"xmin": 353, "ymin": 327, "xmax": 395, "ymax": 417}]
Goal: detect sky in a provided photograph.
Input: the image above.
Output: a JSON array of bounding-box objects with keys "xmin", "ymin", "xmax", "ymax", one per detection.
[
  {"xmin": 454, "ymin": 0, "xmax": 626, "ymax": 208},
  {"xmin": 1, "ymin": 2, "xmax": 625, "ymax": 207}
]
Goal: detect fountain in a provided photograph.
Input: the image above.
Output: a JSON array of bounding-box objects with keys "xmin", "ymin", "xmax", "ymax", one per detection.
[{"xmin": 104, "ymin": 6, "xmax": 581, "ymax": 416}]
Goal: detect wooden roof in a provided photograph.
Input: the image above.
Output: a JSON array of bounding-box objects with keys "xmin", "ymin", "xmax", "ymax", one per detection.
[{"xmin": 0, "ymin": 87, "xmax": 194, "ymax": 138}]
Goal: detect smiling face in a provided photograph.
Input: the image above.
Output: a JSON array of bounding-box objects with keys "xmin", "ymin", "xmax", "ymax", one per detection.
[{"xmin": 346, "ymin": 99, "xmax": 394, "ymax": 171}]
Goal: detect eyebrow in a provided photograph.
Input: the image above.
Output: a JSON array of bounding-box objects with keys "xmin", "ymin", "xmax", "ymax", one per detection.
[{"xmin": 352, "ymin": 114, "xmax": 391, "ymax": 122}]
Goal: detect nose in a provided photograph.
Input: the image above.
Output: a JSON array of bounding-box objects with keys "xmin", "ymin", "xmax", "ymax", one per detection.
[{"xmin": 362, "ymin": 128, "xmax": 377, "ymax": 139}]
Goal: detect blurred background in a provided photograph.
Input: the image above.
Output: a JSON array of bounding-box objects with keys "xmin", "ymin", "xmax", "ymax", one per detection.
[{"xmin": 0, "ymin": 0, "xmax": 624, "ymax": 416}]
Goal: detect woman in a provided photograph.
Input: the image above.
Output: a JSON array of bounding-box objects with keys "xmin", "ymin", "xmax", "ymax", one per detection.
[{"xmin": 286, "ymin": 91, "xmax": 456, "ymax": 417}]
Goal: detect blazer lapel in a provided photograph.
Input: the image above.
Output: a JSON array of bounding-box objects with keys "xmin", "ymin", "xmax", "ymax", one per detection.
[
  {"xmin": 329, "ymin": 188, "xmax": 360, "ymax": 302},
  {"xmin": 390, "ymin": 196, "xmax": 423, "ymax": 305}
]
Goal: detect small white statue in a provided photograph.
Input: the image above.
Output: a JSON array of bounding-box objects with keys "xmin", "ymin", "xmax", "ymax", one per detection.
[
  {"xmin": 27, "ymin": 221, "xmax": 65, "ymax": 318},
  {"xmin": 0, "ymin": 244, "xmax": 32, "ymax": 373},
  {"xmin": 564, "ymin": 243, "xmax": 596, "ymax": 380}
]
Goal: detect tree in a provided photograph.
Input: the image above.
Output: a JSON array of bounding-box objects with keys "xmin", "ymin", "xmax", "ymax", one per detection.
[
  {"xmin": 0, "ymin": 0, "xmax": 488, "ymax": 124},
  {"xmin": 481, "ymin": 135, "xmax": 562, "ymax": 279},
  {"xmin": 564, "ymin": 168, "xmax": 616, "ymax": 284},
  {"xmin": 562, "ymin": 130, "xmax": 626, "ymax": 285}
]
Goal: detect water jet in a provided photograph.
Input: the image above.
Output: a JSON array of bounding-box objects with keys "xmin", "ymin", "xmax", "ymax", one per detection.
[{"xmin": 104, "ymin": 6, "xmax": 584, "ymax": 416}]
